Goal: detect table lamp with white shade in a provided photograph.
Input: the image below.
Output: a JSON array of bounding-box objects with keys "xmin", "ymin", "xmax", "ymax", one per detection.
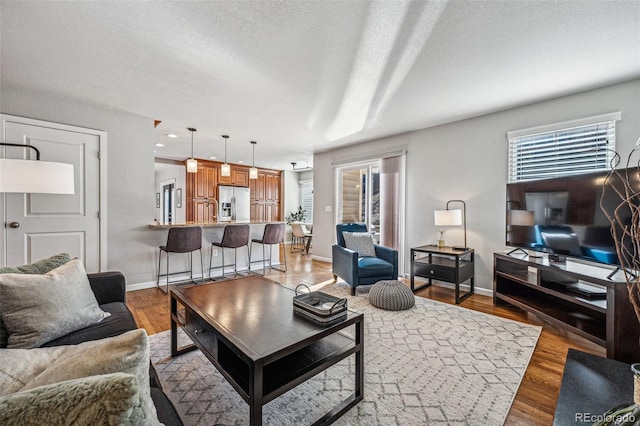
[{"xmin": 434, "ymin": 199, "xmax": 467, "ymax": 250}]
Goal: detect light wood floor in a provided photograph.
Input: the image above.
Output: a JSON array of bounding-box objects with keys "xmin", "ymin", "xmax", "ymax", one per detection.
[{"xmin": 126, "ymin": 248, "xmax": 604, "ymax": 425}]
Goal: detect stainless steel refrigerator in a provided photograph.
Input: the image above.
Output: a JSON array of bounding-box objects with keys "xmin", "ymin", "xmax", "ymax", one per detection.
[{"xmin": 218, "ymin": 185, "xmax": 251, "ymax": 222}]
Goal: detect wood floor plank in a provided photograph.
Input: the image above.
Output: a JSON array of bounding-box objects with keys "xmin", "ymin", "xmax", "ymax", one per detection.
[{"xmin": 126, "ymin": 248, "xmax": 605, "ymax": 425}]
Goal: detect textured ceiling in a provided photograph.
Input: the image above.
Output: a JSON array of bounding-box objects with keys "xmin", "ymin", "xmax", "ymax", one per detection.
[{"xmin": 1, "ymin": 1, "xmax": 639, "ymax": 170}]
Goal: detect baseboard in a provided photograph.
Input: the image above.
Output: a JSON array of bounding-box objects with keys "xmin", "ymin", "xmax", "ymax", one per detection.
[
  {"xmin": 310, "ymin": 254, "xmax": 331, "ymax": 263},
  {"xmin": 126, "ymin": 261, "xmax": 281, "ymax": 292},
  {"xmin": 406, "ymin": 275, "xmax": 493, "ymax": 297}
]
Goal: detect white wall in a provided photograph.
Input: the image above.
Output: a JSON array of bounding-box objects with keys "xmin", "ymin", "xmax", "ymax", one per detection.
[
  {"xmin": 313, "ymin": 79, "xmax": 640, "ymax": 291},
  {"xmin": 0, "ymin": 85, "xmax": 161, "ymax": 285},
  {"xmin": 3, "ymin": 80, "xmax": 637, "ymax": 290},
  {"xmin": 283, "ymin": 170, "xmax": 300, "ymax": 221},
  {"xmin": 154, "ymin": 163, "xmax": 186, "ymax": 224}
]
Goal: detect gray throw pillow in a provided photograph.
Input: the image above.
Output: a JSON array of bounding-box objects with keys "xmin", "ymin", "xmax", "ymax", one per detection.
[
  {"xmin": 0, "ymin": 259, "xmax": 110, "ymax": 348},
  {"xmin": 343, "ymin": 231, "xmax": 377, "ymax": 257},
  {"xmin": 0, "ymin": 253, "xmax": 72, "ymax": 348},
  {"xmin": 0, "ymin": 253, "xmax": 71, "ymax": 274}
]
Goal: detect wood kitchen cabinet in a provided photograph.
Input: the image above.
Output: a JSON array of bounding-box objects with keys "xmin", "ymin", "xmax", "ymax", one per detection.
[
  {"xmin": 186, "ymin": 159, "xmax": 282, "ymax": 222},
  {"xmin": 250, "ymin": 170, "xmax": 282, "ymax": 221},
  {"xmin": 187, "ymin": 164, "xmax": 218, "ymax": 222},
  {"xmin": 218, "ymin": 167, "xmax": 249, "ymax": 186}
]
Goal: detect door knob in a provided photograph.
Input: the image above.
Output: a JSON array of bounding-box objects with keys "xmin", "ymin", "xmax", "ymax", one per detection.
[{"xmin": 8, "ymin": 222, "xmax": 20, "ymax": 228}]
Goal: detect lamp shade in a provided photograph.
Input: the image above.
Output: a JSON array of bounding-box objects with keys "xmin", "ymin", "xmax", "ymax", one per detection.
[
  {"xmin": 186, "ymin": 158, "xmax": 198, "ymax": 173},
  {"xmin": 221, "ymin": 163, "xmax": 231, "ymax": 177},
  {"xmin": 0, "ymin": 158, "xmax": 74, "ymax": 194},
  {"xmin": 249, "ymin": 166, "xmax": 258, "ymax": 179},
  {"xmin": 508, "ymin": 210, "xmax": 534, "ymax": 226},
  {"xmin": 186, "ymin": 128, "xmax": 198, "ymax": 173},
  {"xmin": 434, "ymin": 209, "xmax": 462, "ymax": 226}
]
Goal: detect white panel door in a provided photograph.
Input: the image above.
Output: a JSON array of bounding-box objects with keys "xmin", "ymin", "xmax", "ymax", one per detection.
[{"xmin": 2, "ymin": 117, "xmax": 103, "ymax": 272}]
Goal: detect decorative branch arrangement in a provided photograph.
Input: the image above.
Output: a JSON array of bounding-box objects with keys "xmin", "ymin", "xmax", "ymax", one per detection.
[{"xmin": 601, "ymin": 144, "xmax": 640, "ymax": 325}]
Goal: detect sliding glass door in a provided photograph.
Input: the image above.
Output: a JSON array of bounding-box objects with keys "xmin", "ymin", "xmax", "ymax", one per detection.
[
  {"xmin": 337, "ymin": 162, "xmax": 381, "ymax": 242},
  {"xmin": 335, "ymin": 154, "xmax": 405, "ymax": 275}
]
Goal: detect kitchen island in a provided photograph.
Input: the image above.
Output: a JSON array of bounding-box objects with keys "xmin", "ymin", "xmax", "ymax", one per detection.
[
  {"xmin": 149, "ymin": 221, "xmax": 286, "ymax": 278},
  {"xmin": 148, "ymin": 220, "xmax": 282, "ymax": 230}
]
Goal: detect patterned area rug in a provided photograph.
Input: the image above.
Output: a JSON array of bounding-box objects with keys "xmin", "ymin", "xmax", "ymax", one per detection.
[{"xmin": 148, "ymin": 282, "xmax": 541, "ymax": 425}]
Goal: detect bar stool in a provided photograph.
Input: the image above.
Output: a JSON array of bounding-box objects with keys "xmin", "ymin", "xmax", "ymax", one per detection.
[
  {"xmin": 249, "ymin": 223, "xmax": 287, "ymax": 275},
  {"xmin": 209, "ymin": 224, "xmax": 250, "ymax": 279},
  {"xmin": 156, "ymin": 226, "xmax": 204, "ymax": 294}
]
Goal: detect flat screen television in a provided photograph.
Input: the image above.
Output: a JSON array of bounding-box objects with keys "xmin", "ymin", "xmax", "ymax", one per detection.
[{"xmin": 505, "ymin": 168, "xmax": 638, "ymax": 266}]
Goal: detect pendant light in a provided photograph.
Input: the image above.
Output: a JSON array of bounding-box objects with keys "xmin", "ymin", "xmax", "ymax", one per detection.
[
  {"xmin": 249, "ymin": 141, "xmax": 258, "ymax": 180},
  {"xmin": 186, "ymin": 127, "xmax": 197, "ymax": 173},
  {"xmin": 221, "ymin": 135, "xmax": 230, "ymax": 177}
]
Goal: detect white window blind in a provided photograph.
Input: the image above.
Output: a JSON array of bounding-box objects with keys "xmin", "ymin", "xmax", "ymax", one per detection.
[
  {"xmin": 508, "ymin": 118, "xmax": 617, "ymax": 183},
  {"xmin": 300, "ymin": 180, "xmax": 313, "ymax": 222}
]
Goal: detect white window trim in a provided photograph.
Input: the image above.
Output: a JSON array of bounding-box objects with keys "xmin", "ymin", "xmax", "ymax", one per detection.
[
  {"xmin": 330, "ymin": 149, "xmax": 407, "ymax": 167},
  {"xmin": 507, "ymin": 111, "xmax": 621, "ymax": 139}
]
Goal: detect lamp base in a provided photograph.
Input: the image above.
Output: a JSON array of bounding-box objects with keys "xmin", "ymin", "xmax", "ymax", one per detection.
[{"xmin": 452, "ymin": 246, "xmax": 468, "ymax": 251}]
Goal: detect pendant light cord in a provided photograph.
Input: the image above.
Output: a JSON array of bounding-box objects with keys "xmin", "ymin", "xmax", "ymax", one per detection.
[
  {"xmin": 222, "ymin": 135, "xmax": 229, "ymax": 164},
  {"xmin": 251, "ymin": 141, "xmax": 256, "ymax": 167},
  {"xmin": 187, "ymin": 127, "xmax": 197, "ymax": 158}
]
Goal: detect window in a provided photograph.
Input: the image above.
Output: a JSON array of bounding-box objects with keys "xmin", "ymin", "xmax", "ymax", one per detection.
[
  {"xmin": 299, "ymin": 180, "xmax": 313, "ymax": 223},
  {"xmin": 508, "ymin": 113, "xmax": 619, "ymax": 183}
]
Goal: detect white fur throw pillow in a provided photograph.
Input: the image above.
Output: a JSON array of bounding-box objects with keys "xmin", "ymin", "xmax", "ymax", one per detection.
[
  {"xmin": 343, "ymin": 231, "xmax": 377, "ymax": 257},
  {"xmin": 0, "ymin": 259, "xmax": 109, "ymax": 348},
  {"xmin": 0, "ymin": 329, "xmax": 160, "ymax": 425},
  {"xmin": 0, "ymin": 373, "xmax": 142, "ymax": 426}
]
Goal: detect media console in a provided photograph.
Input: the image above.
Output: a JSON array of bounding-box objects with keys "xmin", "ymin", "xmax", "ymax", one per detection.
[{"xmin": 493, "ymin": 252, "xmax": 640, "ymax": 363}]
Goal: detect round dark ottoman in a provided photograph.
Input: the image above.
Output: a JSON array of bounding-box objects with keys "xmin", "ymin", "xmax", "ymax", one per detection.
[{"xmin": 369, "ymin": 280, "xmax": 415, "ymax": 311}]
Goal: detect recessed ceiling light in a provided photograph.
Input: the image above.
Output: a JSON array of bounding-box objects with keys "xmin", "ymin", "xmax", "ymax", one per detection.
[
  {"xmin": 166, "ymin": 133, "xmax": 177, "ymax": 138},
  {"xmin": 209, "ymin": 156, "xmax": 217, "ymax": 159},
  {"xmin": 237, "ymin": 160, "xmax": 244, "ymax": 163},
  {"xmin": 155, "ymin": 143, "xmax": 165, "ymax": 147}
]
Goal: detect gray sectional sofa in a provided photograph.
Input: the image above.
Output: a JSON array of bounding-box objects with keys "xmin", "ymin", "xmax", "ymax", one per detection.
[{"xmin": 41, "ymin": 271, "xmax": 182, "ymax": 425}]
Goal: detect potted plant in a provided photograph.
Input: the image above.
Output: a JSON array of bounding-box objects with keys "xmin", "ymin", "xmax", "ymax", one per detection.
[{"xmin": 286, "ymin": 206, "xmax": 306, "ymax": 224}]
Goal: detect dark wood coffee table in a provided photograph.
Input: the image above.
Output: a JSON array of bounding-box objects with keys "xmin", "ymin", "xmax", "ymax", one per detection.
[{"xmin": 169, "ymin": 275, "xmax": 364, "ymax": 425}]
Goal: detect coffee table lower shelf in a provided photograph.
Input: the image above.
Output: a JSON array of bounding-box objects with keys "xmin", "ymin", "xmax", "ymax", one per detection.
[{"xmin": 170, "ymin": 280, "xmax": 364, "ymax": 426}]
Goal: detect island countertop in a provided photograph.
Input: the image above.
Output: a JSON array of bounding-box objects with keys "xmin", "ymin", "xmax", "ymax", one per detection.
[{"xmin": 148, "ymin": 221, "xmax": 284, "ymax": 230}]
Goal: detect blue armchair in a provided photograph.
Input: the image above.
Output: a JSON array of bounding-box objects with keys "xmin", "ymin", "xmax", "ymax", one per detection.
[{"xmin": 332, "ymin": 223, "xmax": 398, "ymax": 295}]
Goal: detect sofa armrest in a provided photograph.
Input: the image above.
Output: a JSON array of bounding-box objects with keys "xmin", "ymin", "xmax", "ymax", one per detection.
[
  {"xmin": 87, "ymin": 272, "xmax": 126, "ymax": 305},
  {"xmin": 332, "ymin": 244, "xmax": 359, "ymax": 286},
  {"xmin": 375, "ymin": 245, "xmax": 398, "ymax": 278}
]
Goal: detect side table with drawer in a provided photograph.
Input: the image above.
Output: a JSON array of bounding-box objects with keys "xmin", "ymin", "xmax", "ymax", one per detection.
[{"xmin": 410, "ymin": 245, "xmax": 474, "ymax": 304}]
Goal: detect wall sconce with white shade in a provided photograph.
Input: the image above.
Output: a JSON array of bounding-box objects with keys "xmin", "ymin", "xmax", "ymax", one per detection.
[
  {"xmin": 186, "ymin": 127, "xmax": 198, "ymax": 173},
  {"xmin": 249, "ymin": 141, "xmax": 258, "ymax": 180},
  {"xmin": 221, "ymin": 135, "xmax": 231, "ymax": 177},
  {"xmin": 434, "ymin": 199, "xmax": 467, "ymax": 250},
  {"xmin": 0, "ymin": 142, "xmax": 74, "ymax": 194}
]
